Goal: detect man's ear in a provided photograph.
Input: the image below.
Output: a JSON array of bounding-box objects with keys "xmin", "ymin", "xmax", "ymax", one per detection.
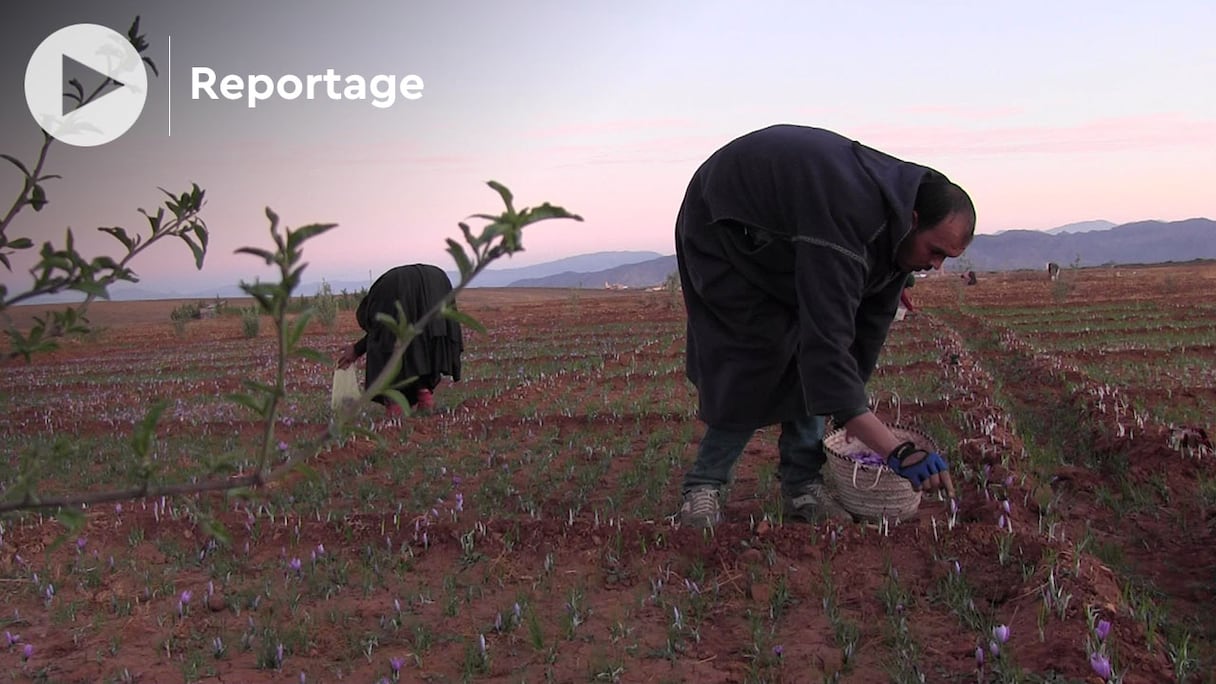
[{"xmin": 910, "ymin": 210, "xmax": 920, "ymax": 232}]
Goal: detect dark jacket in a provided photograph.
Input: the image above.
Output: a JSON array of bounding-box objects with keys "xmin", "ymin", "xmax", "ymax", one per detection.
[
  {"xmin": 676, "ymin": 125, "xmax": 930, "ymax": 430},
  {"xmin": 355, "ymin": 264, "xmax": 463, "ymax": 403}
]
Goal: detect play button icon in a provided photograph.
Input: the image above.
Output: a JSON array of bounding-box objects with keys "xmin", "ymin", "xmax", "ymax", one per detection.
[{"xmin": 24, "ymin": 24, "xmax": 148, "ymax": 147}]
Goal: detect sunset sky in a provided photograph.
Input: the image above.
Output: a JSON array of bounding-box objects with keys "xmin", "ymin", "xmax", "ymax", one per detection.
[{"xmin": 1, "ymin": 1, "xmax": 1213, "ymax": 295}]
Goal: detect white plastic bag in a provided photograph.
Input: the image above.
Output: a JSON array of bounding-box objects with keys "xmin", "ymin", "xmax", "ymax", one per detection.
[{"xmin": 331, "ymin": 366, "xmax": 361, "ymax": 411}]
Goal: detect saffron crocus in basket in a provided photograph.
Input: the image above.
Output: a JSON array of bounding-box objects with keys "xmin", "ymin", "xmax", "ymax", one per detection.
[{"xmin": 850, "ymin": 450, "xmax": 886, "ymax": 467}]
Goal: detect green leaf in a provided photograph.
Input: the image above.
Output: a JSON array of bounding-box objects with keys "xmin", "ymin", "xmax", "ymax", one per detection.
[
  {"xmin": 98, "ymin": 226, "xmax": 134, "ymax": 250},
  {"xmin": 292, "ymin": 347, "xmax": 330, "ymax": 364},
  {"xmin": 179, "ymin": 233, "xmax": 206, "ymax": 269},
  {"xmin": 132, "ymin": 401, "xmax": 168, "ymax": 458},
  {"xmin": 486, "ymin": 180, "xmax": 515, "ymax": 214},
  {"xmin": 227, "ymin": 392, "xmax": 265, "ymax": 415},
  {"xmin": 51, "ymin": 508, "xmax": 87, "ymax": 550},
  {"xmin": 7, "ymin": 237, "xmax": 33, "ymax": 250},
  {"xmin": 524, "ymin": 203, "xmax": 583, "ymax": 224},
  {"xmin": 442, "ymin": 306, "xmax": 486, "ymax": 335},
  {"xmin": 292, "ymin": 462, "xmax": 322, "ymax": 482},
  {"xmin": 381, "ymin": 389, "xmax": 409, "ymax": 416},
  {"xmin": 287, "ymin": 310, "xmax": 311, "ymax": 348},
  {"xmin": 0, "ymin": 153, "xmax": 30, "ymax": 176},
  {"xmin": 286, "ymin": 222, "xmax": 338, "ymax": 251},
  {"xmin": 29, "ymin": 184, "xmax": 48, "ymax": 211},
  {"xmin": 199, "ymin": 517, "xmax": 232, "ymax": 546},
  {"xmin": 446, "ymin": 238, "xmax": 473, "ymax": 278},
  {"xmin": 235, "ymin": 247, "xmax": 275, "ymax": 264}
]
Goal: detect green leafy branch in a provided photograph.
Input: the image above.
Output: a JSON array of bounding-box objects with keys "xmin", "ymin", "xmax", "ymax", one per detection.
[
  {"xmin": 1, "ymin": 17, "xmax": 208, "ymax": 360},
  {"xmin": 0, "ymin": 182, "xmax": 581, "ymax": 520}
]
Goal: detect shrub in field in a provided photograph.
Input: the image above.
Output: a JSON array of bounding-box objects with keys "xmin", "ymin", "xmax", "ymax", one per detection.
[
  {"xmin": 240, "ymin": 306, "xmax": 261, "ymax": 338},
  {"xmin": 313, "ymin": 279, "xmax": 338, "ymax": 328}
]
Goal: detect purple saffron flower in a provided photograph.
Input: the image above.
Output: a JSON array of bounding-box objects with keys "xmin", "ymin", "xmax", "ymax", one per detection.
[
  {"xmin": 989, "ymin": 640, "xmax": 1000, "ymax": 657},
  {"xmin": 390, "ymin": 656, "xmax": 405, "ymax": 672},
  {"xmin": 289, "ymin": 557, "xmax": 302, "ymax": 573},
  {"xmin": 1095, "ymin": 619, "xmax": 1111, "ymax": 641},
  {"xmin": 76, "ymin": 537, "xmax": 86, "ymax": 552},
  {"xmin": 276, "ymin": 643, "xmax": 285, "ymax": 667},
  {"xmin": 1090, "ymin": 652, "xmax": 1112, "ymax": 680},
  {"xmin": 4, "ymin": 631, "xmax": 19, "ymax": 647},
  {"xmin": 22, "ymin": 643, "xmax": 33, "ymax": 660},
  {"xmin": 975, "ymin": 645, "xmax": 984, "ymax": 667},
  {"xmin": 993, "ymin": 624, "xmax": 1010, "ymax": 643},
  {"xmin": 180, "ymin": 589, "xmax": 193, "ymax": 604},
  {"xmin": 278, "ymin": 441, "xmax": 289, "ymax": 452},
  {"xmin": 772, "ymin": 644, "xmax": 784, "ymax": 657}
]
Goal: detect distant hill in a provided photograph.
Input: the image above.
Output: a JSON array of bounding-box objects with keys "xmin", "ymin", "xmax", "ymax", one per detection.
[
  {"xmin": 1043, "ymin": 220, "xmax": 1116, "ymax": 235},
  {"xmin": 960, "ymin": 218, "xmax": 1216, "ymax": 271},
  {"xmin": 510, "ymin": 255, "xmax": 677, "ymax": 288},
  {"xmin": 449, "ymin": 250, "xmax": 664, "ymax": 288}
]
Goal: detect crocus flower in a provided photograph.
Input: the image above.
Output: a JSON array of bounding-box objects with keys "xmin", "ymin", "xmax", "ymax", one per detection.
[
  {"xmin": 993, "ymin": 624, "xmax": 1010, "ymax": 643},
  {"xmin": 4, "ymin": 631, "xmax": 19, "ymax": 646},
  {"xmin": 390, "ymin": 656, "xmax": 405, "ymax": 673},
  {"xmin": 1090, "ymin": 652, "xmax": 1112, "ymax": 680},
  {"xmin": 289, "ymin": 557, "xmax": 302, "ymax": 573},
  {"xmin": 974, "ymin": 645, "xmax": 984, "ymax": 667},
  {"xmin": 22, "ymin": 643, "xmax": 33, "ymax": 660},
  {"xmin": 1095, "ymin": 619, "xmax": 1111, "ymax": 641},
  {"xmin": 772, "ymin": 644, "xmax": 784, "ymax": 657}
]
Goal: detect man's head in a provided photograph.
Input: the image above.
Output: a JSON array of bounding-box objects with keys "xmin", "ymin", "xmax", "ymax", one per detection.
[{"xmin": 896, "ymin": 173, "xmax": 976, "ymax": 272}]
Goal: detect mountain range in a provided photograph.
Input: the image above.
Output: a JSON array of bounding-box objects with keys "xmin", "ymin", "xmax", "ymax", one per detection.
[
  {"xmin": 513, "ymin": 218, "xmax": 1216, "ymax": 288},
  {"xmin": 15, "ymin": 219, "xmax": 1215, "ymax": 301}
]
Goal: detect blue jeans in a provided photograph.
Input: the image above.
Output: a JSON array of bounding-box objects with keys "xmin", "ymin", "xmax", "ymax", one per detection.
[{"xmin": 682, "ymin": 415, "xmax": 827, "ymax": 495}]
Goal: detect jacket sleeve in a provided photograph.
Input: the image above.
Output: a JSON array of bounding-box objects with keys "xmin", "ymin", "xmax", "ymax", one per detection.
[
  {"xmin": 792, "ymin": 239, "xmax": 871, "ymax": 418},
  {"xmin": 851, "ymin": 275, "xmax": 903, "ymax": 384}
]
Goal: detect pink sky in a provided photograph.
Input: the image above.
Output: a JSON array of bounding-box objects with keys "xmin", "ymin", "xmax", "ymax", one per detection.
[{"xmin": 1, "ymin": 1, "xmax": 1212, "ymax": 295}]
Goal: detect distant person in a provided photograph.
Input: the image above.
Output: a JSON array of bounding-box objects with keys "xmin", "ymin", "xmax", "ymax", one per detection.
[
  {"xmin": 674, "ymin": 124, "xmax": 970, "ymax": 528},
  {"xmin": 336, "ymin": 264, "xmax": 463, "ymax": 414},
  {"xmin": 964, "ymin": 270, "xmax": 977, "ymax": 285}
]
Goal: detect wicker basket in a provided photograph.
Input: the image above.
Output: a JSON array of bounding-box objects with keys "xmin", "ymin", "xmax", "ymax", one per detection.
[{"xmin": 823, "ymin": 424, "xmax": 937, "ymax": 523}]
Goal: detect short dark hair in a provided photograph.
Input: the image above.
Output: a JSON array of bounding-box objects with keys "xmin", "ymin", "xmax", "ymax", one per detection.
[{"xmin": 914, "ymin": 170, "xmax": 976, "ymax": 237}]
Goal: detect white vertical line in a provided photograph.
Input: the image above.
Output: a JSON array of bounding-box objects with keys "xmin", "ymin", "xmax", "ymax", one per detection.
[{"xmin": 167, "ymin": 35, "xmax": 172, "ymax": 137}]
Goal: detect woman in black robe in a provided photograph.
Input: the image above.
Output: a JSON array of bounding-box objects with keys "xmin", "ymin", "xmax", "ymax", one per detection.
[{"xmin": 336, "ymin": 264, "xmax": 462, "ymax": 413}]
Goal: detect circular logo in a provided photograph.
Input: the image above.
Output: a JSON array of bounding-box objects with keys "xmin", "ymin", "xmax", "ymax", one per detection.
[{"xmin": 24, "ymin": 24, "xmax": 148, "ymax": 147}]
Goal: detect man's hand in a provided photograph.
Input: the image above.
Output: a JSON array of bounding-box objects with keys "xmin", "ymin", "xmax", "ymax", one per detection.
[
  {"xmin": 886, "ymin": 441, "xmax": 956, "ymax": 499},
  {"xmin": 336, "ymin": 344, "xmax": 359, "ymax": 369}
]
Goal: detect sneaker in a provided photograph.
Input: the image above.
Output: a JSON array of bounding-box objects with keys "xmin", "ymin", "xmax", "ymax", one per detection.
[
  {"xmin": 416, "ymin": 388, "xmax": 435, "ymax": 412},
  {"xmin": 680, "ymin": 486, "xmax": 722, "ymax": 529},
  {"xmin": 783, "ymin": 481, "xmax": 853, "ymax": 523}
]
